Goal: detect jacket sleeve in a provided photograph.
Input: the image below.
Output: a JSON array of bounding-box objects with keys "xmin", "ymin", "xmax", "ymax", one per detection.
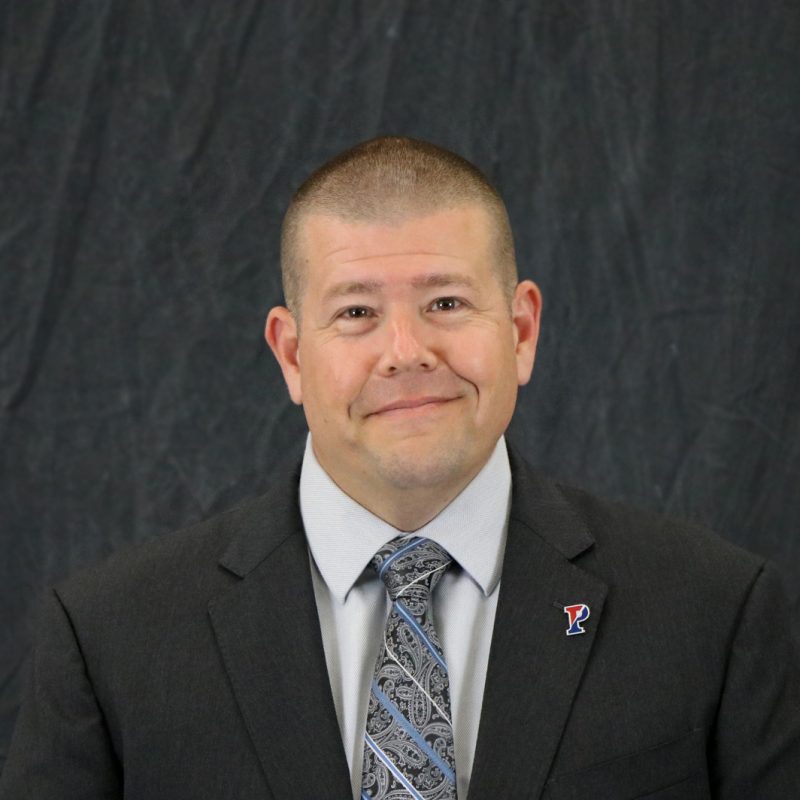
[
  {"xmin": 0, "ymin": 588, "xmax": 122, "ymax": 799},
  {"xmin": 710, "ymin": 561, "xmax": 800, "ymax": 797}
]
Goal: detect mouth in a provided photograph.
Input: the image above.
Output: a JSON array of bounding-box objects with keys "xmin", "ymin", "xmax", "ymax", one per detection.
[{"xmin": 368, "ymin": 397, "xmax": 456, "ymax": 416}]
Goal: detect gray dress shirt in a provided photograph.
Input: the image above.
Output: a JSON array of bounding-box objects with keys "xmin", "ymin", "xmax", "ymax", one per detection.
[{"xmin": 300, "ymin": 433, "xmax": 512, "ymax": 800}]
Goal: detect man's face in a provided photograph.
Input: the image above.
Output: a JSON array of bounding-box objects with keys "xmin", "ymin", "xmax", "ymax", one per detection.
[{"xmin": 266, "ymin": 204, "xmax": 541, "ymax": 508}]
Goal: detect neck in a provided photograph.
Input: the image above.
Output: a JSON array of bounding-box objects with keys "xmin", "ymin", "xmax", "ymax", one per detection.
[
  {"xmin": 316, "ymin": 454, "xmax": 487, "ymax": 533},
  {"xmin": 358, "ymin": 481, "xmax": 472, "ymax": 532}
]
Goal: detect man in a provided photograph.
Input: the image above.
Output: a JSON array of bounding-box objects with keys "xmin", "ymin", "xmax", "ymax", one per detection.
[{"xmin": 2, "ymin": 136, "xmax": 799, "ymax": 799}]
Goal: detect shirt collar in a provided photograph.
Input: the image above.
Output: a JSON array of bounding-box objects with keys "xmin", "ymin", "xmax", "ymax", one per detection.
[{"xmin": 299, "ymin": 433, "xmax": 511, "ymax": 603}]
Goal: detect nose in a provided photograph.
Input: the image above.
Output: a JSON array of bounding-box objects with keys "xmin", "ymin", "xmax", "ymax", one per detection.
[{"xmin": 376, "ymin": 306, "xmax": 438, "ymax": 375}]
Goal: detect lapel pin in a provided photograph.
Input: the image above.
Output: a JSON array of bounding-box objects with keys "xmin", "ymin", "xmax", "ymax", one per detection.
[{"xmin": 563, "ymin": 603, "xmax": 591, "ymax": 636}]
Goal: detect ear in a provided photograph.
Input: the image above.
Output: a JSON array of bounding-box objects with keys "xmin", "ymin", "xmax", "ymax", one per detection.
[
  {"xmin": 264, "ymin": 306, "xmax": 303, "ymax": 405},
  {"xmin": 511, "ymin": 280, "xmax": 543, "ymax": 386}
]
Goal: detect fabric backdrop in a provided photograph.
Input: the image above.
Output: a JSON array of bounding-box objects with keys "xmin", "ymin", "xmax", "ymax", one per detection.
[{"xmin": 2, "ymin": 0, "xmax": 798, "ymax": 768}]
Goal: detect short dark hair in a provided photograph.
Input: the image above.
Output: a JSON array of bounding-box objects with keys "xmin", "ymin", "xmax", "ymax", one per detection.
[{"xmin": 280, "ymin": 136, "xmax": 518, "ymax": 325}]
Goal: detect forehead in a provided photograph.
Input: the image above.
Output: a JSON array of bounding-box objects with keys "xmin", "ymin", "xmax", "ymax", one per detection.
[{"xmin": 298, "ymin": 205, "xmax": 496, "ymax": 298}]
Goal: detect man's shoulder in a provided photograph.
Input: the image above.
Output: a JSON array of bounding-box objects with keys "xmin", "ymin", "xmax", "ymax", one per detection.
[
  {"xmin": 54, "ymin": 465, "xmax": 300, "ymax": 616},
  {"xmin": 549, "ymin": 474, "xmax": 765, "ymax": 595},
  {"xmin": 567, "ymin": 477, "xmax": 756, "ymax": 554}
]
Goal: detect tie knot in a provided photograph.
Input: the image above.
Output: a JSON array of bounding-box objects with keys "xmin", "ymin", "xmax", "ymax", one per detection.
[{"xmin": 370, "ymin": 536, "xmax": 452, "ymax": 606}]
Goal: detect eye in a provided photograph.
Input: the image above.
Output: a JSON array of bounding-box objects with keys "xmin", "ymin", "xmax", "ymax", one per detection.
[
  {"xmin": 430, "ymin": 297, "xmax": 464, "ymax": 312},
  {"xmin": 340, "ymin": 306, "xmax": 373, "ymax": 320}
]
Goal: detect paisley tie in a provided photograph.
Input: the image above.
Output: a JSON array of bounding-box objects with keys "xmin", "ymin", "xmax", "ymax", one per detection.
[{"xmin": 361, "ymin": 536, "xmax": 458, "ymax": 800}]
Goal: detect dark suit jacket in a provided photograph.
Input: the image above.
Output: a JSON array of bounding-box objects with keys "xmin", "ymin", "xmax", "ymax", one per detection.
[{"xmin": 2, "ymin": 443, "xmax": 799, "ymax": 799}]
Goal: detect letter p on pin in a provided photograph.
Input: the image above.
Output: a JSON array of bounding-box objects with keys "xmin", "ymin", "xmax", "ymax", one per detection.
[{"xmin": 563, "ymin": 603, "xmax": 591, "ymax": 636}]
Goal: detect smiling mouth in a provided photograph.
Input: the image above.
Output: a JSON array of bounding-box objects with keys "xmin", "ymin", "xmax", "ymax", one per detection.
[
  {"xmin": 372, "ymin": 398, "xmax": 455, "ymax": 418},
  {"xmin": 369, "ymin": 397, "xmax": 456, "ymax": 416}
]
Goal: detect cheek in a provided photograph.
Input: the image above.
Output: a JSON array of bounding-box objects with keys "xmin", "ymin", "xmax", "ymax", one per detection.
[
  {"xmin": 453, "ymin": 336, "xmax": 519, "ymax": 421},
  {"xmin": 453, "ymin": 334, "xmax": 508, "ymax": 388},
  {"xmin": 301, "ymin": 349, "xmax": 364, "ymax": 412}
]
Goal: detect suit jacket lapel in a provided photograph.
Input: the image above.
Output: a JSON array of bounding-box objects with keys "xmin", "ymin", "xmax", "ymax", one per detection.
[
  {"xmin": 208, "ymin": 455, "xmax": 352, "ymax": 799},
  {"xmin": 468, "ymin": 445, "xmax": 608, "ymax": 799}
]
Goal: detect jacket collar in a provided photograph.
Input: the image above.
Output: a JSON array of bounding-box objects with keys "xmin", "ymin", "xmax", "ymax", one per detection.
[{"xmin": 505, "ymin": 440, "xmax": 595, "ymax": 560}]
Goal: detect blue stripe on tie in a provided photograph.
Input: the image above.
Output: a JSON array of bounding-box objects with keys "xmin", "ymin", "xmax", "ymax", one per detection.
[
  {"xmin": 379, "ymin": 537, "xmax": 421, "ymax": 577},
  {"xmin": 364, "ymin": 731, "xmax": 425, "ymax": 800},
  {"xmin": 371, "ymin": 680, "xmax": 457, "ymax": 784},
  {"xmin": 395, "ymin": 600, "xmax": 447, "ymax": 671}
]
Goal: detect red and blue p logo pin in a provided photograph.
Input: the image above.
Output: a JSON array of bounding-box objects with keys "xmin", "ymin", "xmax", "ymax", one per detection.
[{"xmin": 563, "ymin": 603, "xmax": 591, "ymax": 636}]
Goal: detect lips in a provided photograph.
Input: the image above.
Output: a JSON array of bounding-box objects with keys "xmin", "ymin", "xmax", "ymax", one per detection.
[{"xmin": 372, "ymin": 396, "xmax": 454, "ymax": 415}]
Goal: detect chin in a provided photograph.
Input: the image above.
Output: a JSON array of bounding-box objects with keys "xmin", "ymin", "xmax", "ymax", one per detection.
[{"xmin": 370, "ymin": 444, "xmax": 470, "ymax": 491}]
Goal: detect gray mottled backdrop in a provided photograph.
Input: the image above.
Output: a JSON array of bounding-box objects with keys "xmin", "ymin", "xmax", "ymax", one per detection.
[{"xmin": 2, "ymin": 0, "xmax": 798, "ymax": 768}]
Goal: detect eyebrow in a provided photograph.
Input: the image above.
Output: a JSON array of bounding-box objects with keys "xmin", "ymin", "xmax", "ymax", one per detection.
[{"xmin": 322, "ymin": 272, "xmax": 480, "ymax": 304}]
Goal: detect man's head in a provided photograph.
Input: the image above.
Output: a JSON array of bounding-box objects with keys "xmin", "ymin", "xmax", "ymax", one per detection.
[{"xmin": 266, "ymin": 136, "xmax": 542, "ymax": 530}]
